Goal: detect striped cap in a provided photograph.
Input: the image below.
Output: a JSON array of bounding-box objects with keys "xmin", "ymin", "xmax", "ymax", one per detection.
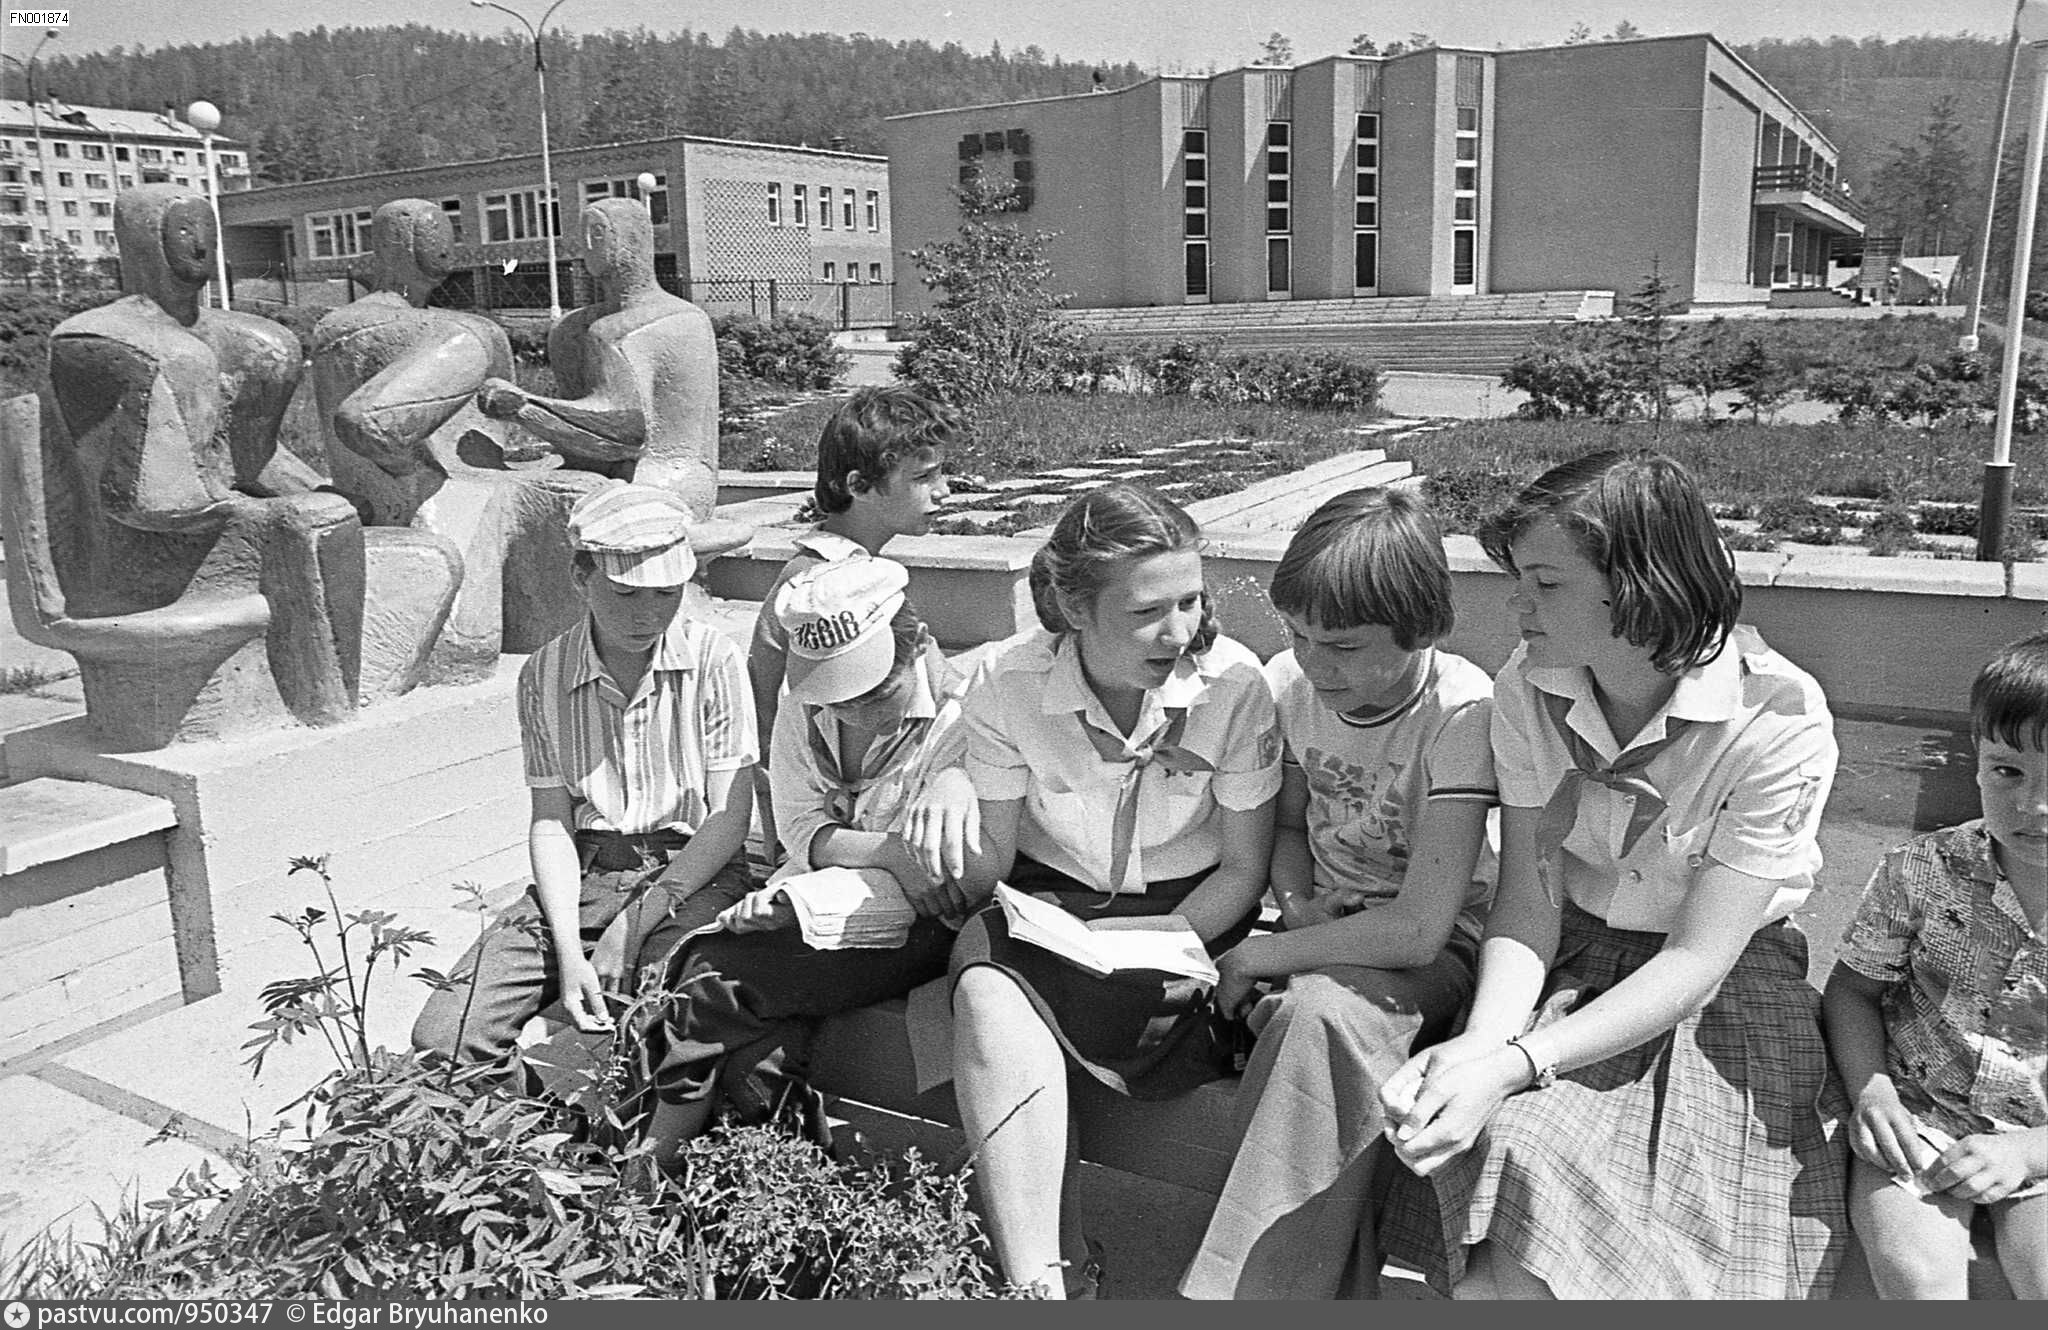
[{"xmin": 565, "ymin": 482, "xmax": 698, "ymax": 587}]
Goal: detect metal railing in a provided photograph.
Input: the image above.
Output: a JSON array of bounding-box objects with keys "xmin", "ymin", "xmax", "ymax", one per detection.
[{"xmin": 1752, "ymin": 164, "xmax": 1865, "ymax": 222}]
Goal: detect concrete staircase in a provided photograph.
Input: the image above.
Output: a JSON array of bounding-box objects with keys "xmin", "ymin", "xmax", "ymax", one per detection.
[{"xmin": 1067, "ymin": 294, "xmax": 1606, "ymax": 375}]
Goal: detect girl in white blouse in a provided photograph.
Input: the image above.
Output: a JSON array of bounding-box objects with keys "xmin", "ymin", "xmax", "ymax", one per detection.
[{"xmin": 918, "ymin": 483, "xmax": 1280, "ymax": 1298}]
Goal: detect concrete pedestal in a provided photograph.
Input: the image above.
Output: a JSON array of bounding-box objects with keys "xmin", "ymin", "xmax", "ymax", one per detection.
[{"xmin": 2, "ymin": 660, "xmax": 531, "ymax": 997}]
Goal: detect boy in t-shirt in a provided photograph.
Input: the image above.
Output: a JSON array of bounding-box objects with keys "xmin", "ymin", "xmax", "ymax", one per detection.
[
  {"xmin": 1824, "ymin": 630, "xmax": 2047, "ymax": 1300},
  {"xmin": 1183, "ymin": 485, "xmax": 1497, "ymax": 1299},
  {"xmin": 412, "ymin": 482, "xmax": 758, "ymax": 1068},
  {"xmin": 748, "ymin": 386, "xmax": 960, "ymax": 858}
]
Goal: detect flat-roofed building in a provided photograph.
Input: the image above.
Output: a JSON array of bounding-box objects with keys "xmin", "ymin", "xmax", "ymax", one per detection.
[
  {"xmin": 886, "ymin": 34, "xmax": 1862, "ymax": 316},
  {"xmin": 218, "ymin": 135, "xmax": 893, "ymax": 324},
  {"xmin": 0, "ymin": 98, "xmax": 247, "ymax": 265}
]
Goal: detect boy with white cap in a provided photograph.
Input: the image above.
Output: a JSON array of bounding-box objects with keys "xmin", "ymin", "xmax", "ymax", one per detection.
[
  {"xmin": 412, "ymin": 481, "xmax": 758, "ymax": 1070},
  {"xmin": 748, "ymin": 387, "xmax": 960, "ymax": 860},
  {"xmin": 641, "ymin": 556, "xmax": 969, "ymax": 1159}
]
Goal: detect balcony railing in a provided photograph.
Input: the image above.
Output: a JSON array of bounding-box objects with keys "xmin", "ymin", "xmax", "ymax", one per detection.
[{"xmin": 1753, "ymin": 164, "xmax": 1864, "ymax": 223}]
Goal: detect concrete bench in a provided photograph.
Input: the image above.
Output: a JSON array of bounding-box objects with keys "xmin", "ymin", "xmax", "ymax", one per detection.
[
  {"xmin": 807, "ymin": 995, "xmax": 1246, "ymax": 1198},
  {"xmin": 802, "ymin": 988, "xmax": 2013, "ymax": 1300}
]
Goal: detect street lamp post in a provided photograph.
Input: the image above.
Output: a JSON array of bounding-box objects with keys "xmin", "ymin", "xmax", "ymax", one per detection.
[
  {"xmin": 3, "ymin": 31, "xmax": 63, "ymax": 296},
  {"xmin": 1979, "ymin": 22, "xmax": 2048, "ymax": 561},
  {"xmin": 471, "ymin": 0, "xmax": 575, "ymax": 321},
  {"xmin": 185, "ymin": 100, "xmax": 232, "ymax": 310}
]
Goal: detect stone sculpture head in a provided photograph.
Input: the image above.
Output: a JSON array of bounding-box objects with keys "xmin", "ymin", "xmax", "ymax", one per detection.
[
  {"xmin": 369, "ymin": 199, "xmax": 457, "ymax": 306},
  {"xmin": 582, "ymin": 196, "xmax": 654, "ymax": 292},
  {"xmin": 115, "ymin": 184, "xmax": 217, "ymax": 308}
]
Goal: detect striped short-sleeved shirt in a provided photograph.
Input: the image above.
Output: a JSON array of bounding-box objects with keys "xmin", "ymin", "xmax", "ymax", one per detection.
[{"xmin": 519, "ymin": 613, "xmax": 759, "ymax": 835}]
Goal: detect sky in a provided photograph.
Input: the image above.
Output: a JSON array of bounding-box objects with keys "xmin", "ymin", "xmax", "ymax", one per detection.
[{"xmin": 13, "ymin": 0, "xmax": 2037, "ymax": 68}]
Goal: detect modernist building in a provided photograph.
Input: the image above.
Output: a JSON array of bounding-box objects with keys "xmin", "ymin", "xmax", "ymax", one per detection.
[
  {"xmin": 218, "ymin": 135, "xmax": 893, "ymax": 323},
  {"xmin": 886, "ymin": 34, "xmax": 1863, "ymax": 314},
  {"xmin": 1, "ymin": 98, "xmax": 249, "ymax": 263}
]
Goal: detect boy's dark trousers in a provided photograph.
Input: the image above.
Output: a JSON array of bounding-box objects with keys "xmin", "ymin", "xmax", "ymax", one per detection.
[{"xmin": 411, "ymin": 827, "xmax": 754, "ymax": 1067}]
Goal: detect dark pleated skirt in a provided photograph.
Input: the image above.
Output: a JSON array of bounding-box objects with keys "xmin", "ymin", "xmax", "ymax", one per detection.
[{"xmin": 949, "ymin": 855, "xmax": 1254, "ymax": 1100}]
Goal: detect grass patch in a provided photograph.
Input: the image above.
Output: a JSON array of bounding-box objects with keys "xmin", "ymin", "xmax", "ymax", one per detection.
[
  {"xmin": 0, "ymin": 664, "xmax": 72, "ymax": 694},
  {"xmin": 721, "ymin": 389, "xmax": 1387, "ymax": 493}
]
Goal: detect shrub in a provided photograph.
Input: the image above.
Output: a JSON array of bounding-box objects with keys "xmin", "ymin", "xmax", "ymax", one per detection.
[
  {"xmin": 483, "ymin": 315, "xmax": 552, "ymax": 368},
  {"xmin": 1858, "ymin": 504, "xmax": 1926, "ymax": 557},
  {"xmin": 1726, "ymin": 336, "xmax": 1801, "ymax": 423},
  {"xmin": 0, "ymin": 288, "xmax": 119, "ymax": 390},
  {"xmin": 1502, "ymin": 324, "xmax": 1631, "ymax": 419},
  {"xmin": 2, "ymin": 858, "xmax": 1019, "ymax": 1301},
  {"xmin": 233, "ymin": 300, "xmax": 327, "ymax": 359},
  {"xmin": 711, "ymin": 311, "xmax": 849, "ymax": 389},
  {"xmin": 895, "ymin": 176, "xmax": 1091, "ymax": 405},
  {"xmin": 1754, "ymin": 496, "xmax": 1846, "ymax": 544}
]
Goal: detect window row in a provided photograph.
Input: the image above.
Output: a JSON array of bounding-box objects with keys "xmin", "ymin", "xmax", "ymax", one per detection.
[
  {"xmin": 820, "ymin": 262, "xmax": 886, "ymax": 283},
  {"xmin": 765, "ymin": 183, "xmax": 882, "ymax": 232}
]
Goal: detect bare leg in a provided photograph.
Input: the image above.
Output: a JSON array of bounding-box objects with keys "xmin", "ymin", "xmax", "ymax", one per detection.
[
  {"xmin": 1992, "ymin": 1191, "xmax": 2048, "ymax": 1300},
  {"xmin": 1451, "ymin": 1241, "xmax": 1556, "ymax": 1300},
  {"xmin": 1849, "ymin": 1156, "xmax": 1976, "ymax": 1299},
  {"xmin": 953, "ymin": 965, "xmax": 1071, "ymax": 1298}
]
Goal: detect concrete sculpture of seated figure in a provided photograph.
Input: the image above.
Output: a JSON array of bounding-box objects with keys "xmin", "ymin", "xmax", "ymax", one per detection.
[
  {"xmin": 475, "ymin": 196, "xmax": 721, "ymax": 519},
  {"xmin": 312, "ymin": 198, "xmax": 606, "ymax": 679},
  {"xmin": 16, "ymin": 185, "xmax": 460, "ymax": 746}
]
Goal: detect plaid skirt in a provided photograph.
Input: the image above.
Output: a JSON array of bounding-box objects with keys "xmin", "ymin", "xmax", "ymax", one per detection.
[
  {"xmin": 1377, "ymin": 903, "xmax": 1852, "ymax": 1300},
  {"xmin": 949, "ymin": 855, "xmax": 1254, "ymax": 1101}
]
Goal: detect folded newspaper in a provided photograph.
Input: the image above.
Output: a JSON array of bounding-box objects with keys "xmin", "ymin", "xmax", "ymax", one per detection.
[
  {"xmin": 994, "ymin": 883, "xmax": 1219, "ymax": 984},
  {"xmin": 700, "ymin": 866, "xmax": 918, "ymax": 951}
]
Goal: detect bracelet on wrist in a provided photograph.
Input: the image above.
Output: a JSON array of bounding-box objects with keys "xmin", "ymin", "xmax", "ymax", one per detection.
[{"xmin": 1505, "ymin": 1034, "xmax": 1557, "ymax": 1091}]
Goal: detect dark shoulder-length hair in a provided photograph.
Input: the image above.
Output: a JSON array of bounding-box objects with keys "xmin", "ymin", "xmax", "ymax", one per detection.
[
  {"xmin": 1028, "ymin": 482, "xmax": 1219, "ymax": 654},
  {"xmin": 1478, "ymin": 450, "xmax": 1741, "ymax": 674}
]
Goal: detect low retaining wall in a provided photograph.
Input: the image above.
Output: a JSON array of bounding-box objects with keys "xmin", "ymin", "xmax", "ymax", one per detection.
[{"xmin": 710, "ymin": 523, "xmax": 2047, "ymax": 719}]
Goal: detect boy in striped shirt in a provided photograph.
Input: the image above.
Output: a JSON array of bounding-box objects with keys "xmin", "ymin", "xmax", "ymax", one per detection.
[{"xmin": 412, "ymin": 482, "xmax": 758, "ymax": 1069}]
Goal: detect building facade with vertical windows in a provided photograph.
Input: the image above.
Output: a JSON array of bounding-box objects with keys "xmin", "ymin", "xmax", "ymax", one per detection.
[
  {"xmin": 0, "ymin": 98, "xmax": 248, "ymax": 264},
  {"xmin": 217, "ymin": 135, "xmax": 892, "ymax": 323},
  {"xmin": 885, "ymin": 34, "xmax": 1860, "ymax": 316}
]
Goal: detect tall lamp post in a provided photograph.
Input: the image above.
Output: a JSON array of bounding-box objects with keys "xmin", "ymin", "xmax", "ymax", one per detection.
[
  {"xmin": 471, "ymin": 0, "xmax": 575, "ymax": 320},
  {"xmin": 1980, "ymin": 12, "xmax": 2048, "ymax": 561},
  {"xmin": 2, "ymin": 30, "xmax": 63, "ymax": 296},
  {"xmin": 185, "ymin": 100, "xmax": 232, "ymax": 309}
]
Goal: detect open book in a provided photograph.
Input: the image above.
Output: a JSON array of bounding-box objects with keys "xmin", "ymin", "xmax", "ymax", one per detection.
[
  {"xmin": 995, "ymin": 883, "xmax": 1219, "ymax": 985},
  {"xmin": 694, "ymin": 866, "xmax": 917, "ymax": 951}
]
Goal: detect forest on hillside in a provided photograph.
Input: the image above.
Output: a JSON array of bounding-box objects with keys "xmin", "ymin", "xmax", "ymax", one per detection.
[
  {"xmin": 19, "ymin": 25, "xmax": 1141, "ymax": 181},
  {"xmin": 11, "ymin": 22, "xmax": 2032, "ymax": 270}
]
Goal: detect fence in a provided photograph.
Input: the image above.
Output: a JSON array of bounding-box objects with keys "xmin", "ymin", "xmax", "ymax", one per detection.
[{"xmin": 663, "ymin": 274, "xmax": 895, "ymax": 330}]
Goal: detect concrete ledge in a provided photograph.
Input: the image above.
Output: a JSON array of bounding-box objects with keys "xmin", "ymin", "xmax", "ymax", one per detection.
[
  {"xmin": 2, "ymin": 659, "xmax": 531, "ymax": 1002},
  {"xmin": 715, "ymin": 470, "xmax": 814, "ymax": 505},
  {"xmin": 706, "ymin": 530, "xmax": 1039, "ymax": 649},
  {"xmin": 1770, "ymin": 555, "xmax": 2008, "ymax": 596},
  {"xmin": 0, "ymin": 778, "xmax": 175, "ymax": 876}
]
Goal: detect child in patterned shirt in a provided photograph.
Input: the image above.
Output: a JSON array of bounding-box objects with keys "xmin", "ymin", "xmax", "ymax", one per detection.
[{"xmin": 1823, "ymin": 629, "xmax": 2048, "ymax": 1299}]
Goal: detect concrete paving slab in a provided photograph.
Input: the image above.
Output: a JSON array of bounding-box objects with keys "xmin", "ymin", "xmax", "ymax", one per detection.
[
  {"xmin": 0, "ymin": 1073, "xmax": 220, "ymax": 1252},
  {"xmin": 52, "ymin": 899, "xmax": 491, "ymax": 1143}
]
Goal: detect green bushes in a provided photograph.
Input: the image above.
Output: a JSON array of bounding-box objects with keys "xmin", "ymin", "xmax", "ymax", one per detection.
[
  {"xmin": 1, "ymin": 858, "xmax": 1019, "ymax": 1301},
  {"xmin": 1500, "ymin": 295, "xmax": 2046, "ymax": 432},
  {"xmin": 1117, "ymin": 341, "xmax": 1384, "ymax": 412},
  {"xmin": 0, "ymin": 289, "xmax": 119, "ymax": 394},
  {"xmin": 712, "ymin": 311, "xmax": 850, "ymax": 389}
]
